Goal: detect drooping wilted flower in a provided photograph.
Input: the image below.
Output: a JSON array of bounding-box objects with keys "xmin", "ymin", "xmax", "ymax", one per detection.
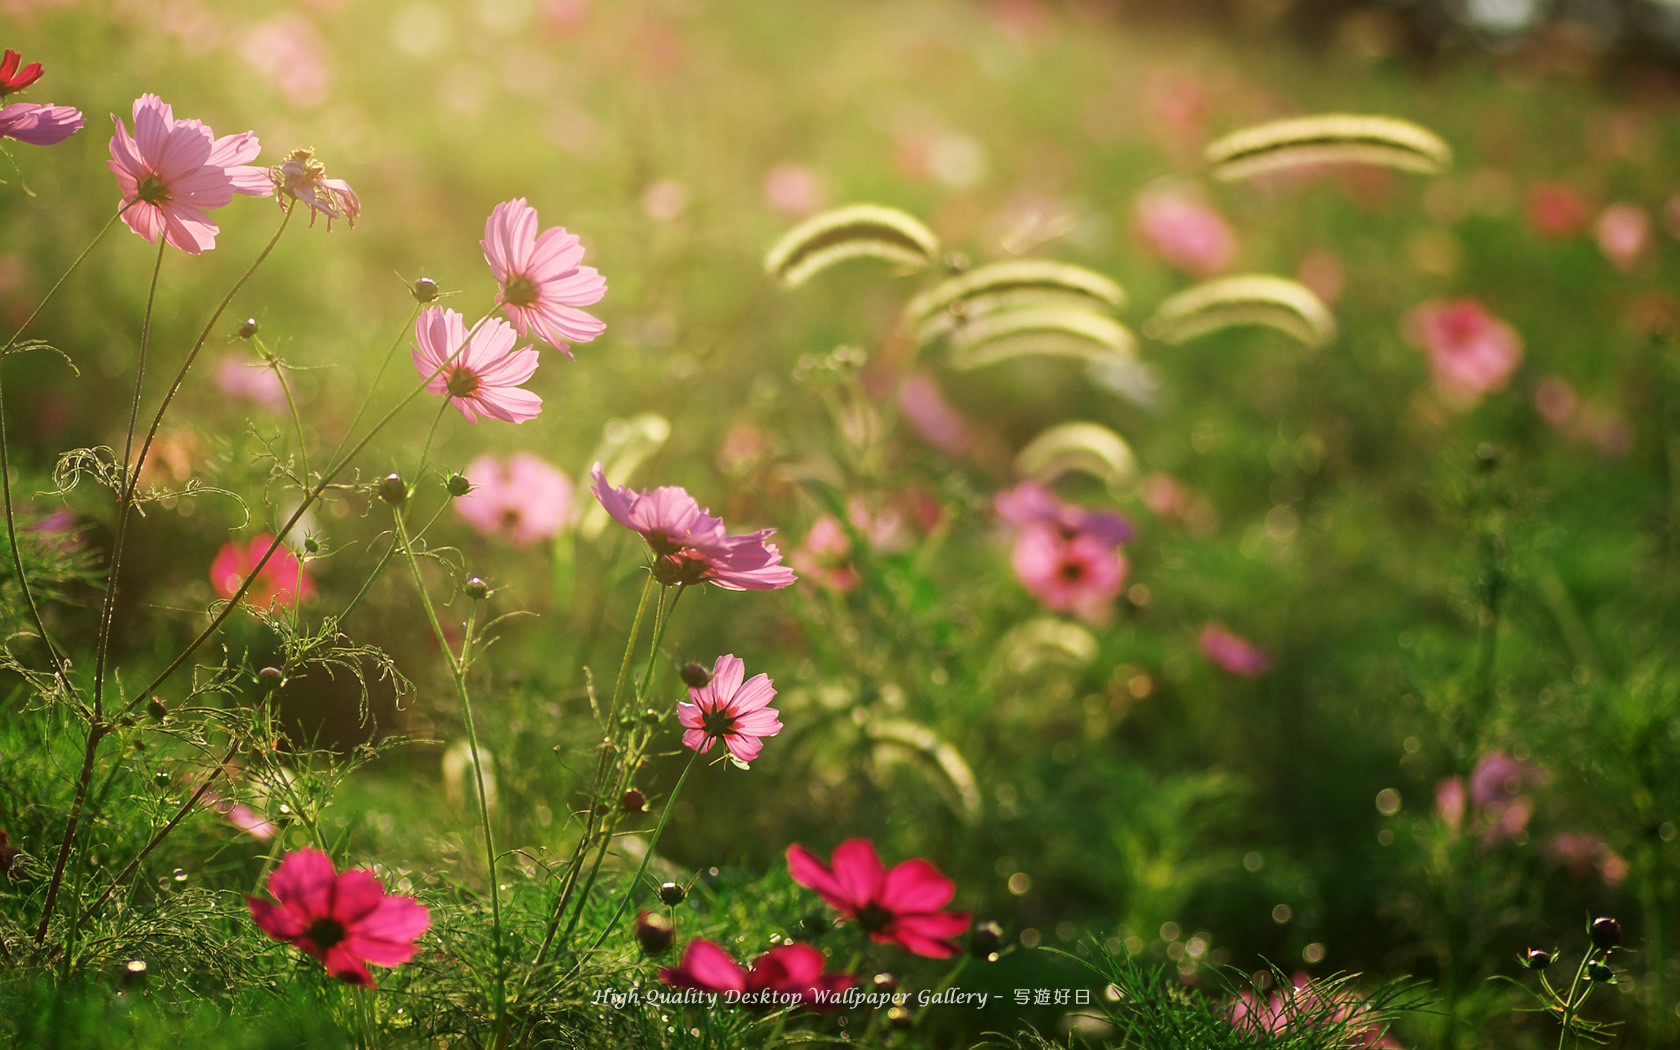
[{"xmin": 270, "ymin": 147, "xmax": 359, "ymax": 230}]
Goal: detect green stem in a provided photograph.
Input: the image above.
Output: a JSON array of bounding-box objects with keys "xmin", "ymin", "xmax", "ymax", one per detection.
[{"xmin": 583, "ymin": 748, "xmax": 701, "ymax": 955}]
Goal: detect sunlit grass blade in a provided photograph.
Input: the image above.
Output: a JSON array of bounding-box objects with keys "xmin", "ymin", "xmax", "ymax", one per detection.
[
  {"xmin": 906, "ymin": 259, "xmax": 1126, "ymax": 339},
  {"xmin": 764, "ymin": 203, "xmax": 940, "ymax": 287},
  {"xmin": 1205, "ymin": 113, "xmax": 1452, "ymax": 181},
  {"xmin": 1015, "ymin": 421, "xmax": 1138, "ymax": 488},
  {"xmin": 867, "ymin": 718, "xmax": 983, "ymax": 824},
  {"xmin": 995, "ymin": 617, "xmax": 1100, "ymax": 674},
  {"xmin": 1145, "ymin": 274, "xmax": 1336, "ymax": 348},
  {"xmin": 944, "ymin": 307, "xmax": 1138, "ymax": 371}
]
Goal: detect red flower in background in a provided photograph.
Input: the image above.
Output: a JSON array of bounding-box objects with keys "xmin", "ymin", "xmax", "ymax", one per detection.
[
  {"xmin": 787, "ymin": 839, "xmax": 970, "ymax": 958},
  {"xmin": 0, "ymin": 49, "xmax": 43, "ymax": 96},
  {"xmin": 660, "ymin": 939, "xmax": 853, "ymax": 1007},
  {"xmin": 210, "ymin": 533, "xmax": 314, "ymax": 611},
  {"xmin": 248, "ymin": 848, "xmax": 429, "ymax": 987}
]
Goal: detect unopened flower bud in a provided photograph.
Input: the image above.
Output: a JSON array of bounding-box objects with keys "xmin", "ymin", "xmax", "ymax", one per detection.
[
  {"xmin": 1521, "ymin": 947, "xmax": 1552, "ymax": 970},
  {"xmin": 445, "ymin": 472, "xmax": 472, "ymax": 497},
  {"xmin": 871, "ymin": 971, "xmax": 898, "ymax": 993},
  {"xmin": 148, "ymin": 696, "xmax": 168, "ymax": 721},
  {"xmin": 1587, "ymin": 959, "xmax": 1615, "ymax": 983},
  {"xmin": 594, "ymin": 802, "xmax": 610, "ymax": 817},
  {"xmin": 237, "ymin": 318, "xmax": 258, "ymax": 339},
  {"xmin": 887, "ymin": 1005, "xmax": 913, "ymax": 1028},
  {"xmin": 377, "ymin": 473, "xmax": 407, "ymax": 506},
  {"xmin": 634, "ymin": 909, "xmax": 675, "ymax": 955},
  {"xmin": 411, "ymin": 276, "xmax": 440, "ymax": 303},
  {"xmin": 658, "ymin": 881, "xmax": 685, "ymax": 906},
  {"xmin": 1590, "ymin": 916, "xmax": 1621, "ymax": 950},
  {"xmin": 257, "ymin": 666, "xmax": 284, "ymax": 686},
  {"xmin": 970, "ymin": 920, "xmax": 1005, "ymax": 959},
  {"xmin": 622, "ymin": 789, "xmax": 646, "ymax": 814},
  {"xmin": 464, "ymin": 577, "xmax": 489, "ymax": 601},
  {"xmin": 641, "ymin": 708, "xmax": 661, "ymax": 726},
  {"xmin": 303, "ymin": 535, "xmax": 320, "ymax": 554},
  {"xmin": 121, "ymin": 958, "xmax": 148, "ymax": 989},
  {"xmin": 680, "ymin": 662, "xmax": 710, "ymax": 689}
]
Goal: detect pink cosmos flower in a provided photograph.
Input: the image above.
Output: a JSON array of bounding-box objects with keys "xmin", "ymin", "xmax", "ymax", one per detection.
[
  {"xmin": 660, "ymin": 939, "xmax": 853, "ymax": 1008},
  {"xmin": 270, "ymin": 147, "xmax": 359, "ymax": 230},
  {"xmin": 203, "ymin": 791, "xmax": 278, "ymax": 841},
  {"xmin": 214, "ymin": 353, "xmax": 287, "ymax": 411},
  {"xmin": 248, "ymin": 847, "xmax": 429, "ymax": 987},
  {"xmin": 995, "ymin": 481, "xmax": 1134, "ymax": 545},
  {"xmin": 1199, "ymin": 622, "xmax": 1270, "ymax": 677},
  {"xmin": 1451, "ymin": 751, "xmax": 1544, "ymax": 843},
  {"xmin": 790, "ymin": 514, "xmax": 859, "ymax": 592},
  {"xmin": 1546, "ymin": 833, "xmax": 1628, "ymax": 886},
  {"xmin": 240, "ymin": 14, "xmax": 332, "ymax": 109},
  {"xmin": 589, "ymin": 464, "xmax": 795, "ymax": 590},
  {"xmin": 1135, "ymin": 193, "xmax": 1236, "ymax": 276},
  {"xmin": 1402, "ymin": 299, "xmax": 1523, "ymax": 403},
  {"xmin": 0, "ymin": 101, "xmax": 81, "ymax": 145},
  {"xmin": 481, "ymin": 197, "xmax": 606, "ymax": 357},
  {"xmin": 0, "ymin": 49, "xmax": 44, "ymax": 96},
  {"xmin": 786, "ymin": 839, "xmax": 971, "ymax": 958},
  {"xmin": 411, "ymin": 307, "xmax": 542, "ymax": 424},
  {"xmin": 677, "ymin": 653, "xmax": 781, "ymax": 763},
  {"xmin": 1435, "ymin": 777, "xmax": 1466, "ymax": 834},
  {"xmin": 898, "ymin": 371, "xmax": 976, "ymax": 457},
  {"xmin": 107, "ymin": 94, "xmax": 270, "ymax": 254},
  {"xmin": 1533, "ymin": 375, "xmax": 1578, "ymax": 427},
  {"xmin": 1011, "ymin": 523, "xmax": 1128, "ymax": 622},
  {"xmin": 1594, "ymin": 203, "xmax": 1650, "ymax": 270},
  {"xmin": 454, "ymin": 452, "xmax": 572, "ymax": 547},
  {"xmin": 210, "ymin": 533, "xmax": 315, "ymax": 611},
  {"xmin": 763, "ymin": 162, "xmax": 825, "ymax": 216},
  {"xmin": 1229, "ymin": 974, "xmax": 1402, "ymax": 1049}
]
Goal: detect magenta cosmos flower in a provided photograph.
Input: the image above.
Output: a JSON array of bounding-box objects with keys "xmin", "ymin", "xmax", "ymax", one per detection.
[
  {"xmin": 1011, "ymin": 523, "xmax": 1128, "ymax": 623},
  {"xmin": 454, "ymin": 452, "xmax": 572, "ymax": 547},
  {"xmin": 107, "ymin": 95, "xmax": 270, "ymax": 254},
  {"xmin": 0, "ymin": 49, "xmax": 45, "ymax": 97},
  {"xmin": 786, "ymin": 839, "xmax": 971, "ymax": 958},
  {"xmin": 411, "ymin": 307, "xmax": 542, "ymax": 424},
  {"xmin": 1199, "ymin": 622, "xmax": 1270, "ymax": 677},
  {"xmin": 589, "ymin": 464, "xmax": 795, "ymax": 590},
  {"xmin": 210, "ymin": 533, "xmax": 314, "ymax": 611},
  {"xmin": 481, "ymin": 198, "xmax": 606, "ymax": 357},
  {"xmin": 661, "ymin": 939, "xmax": 853, "ymax": 1008},
  {"xmin": 248, "ymin": 848, "xmax": 429, "ymax": 987},
  {"xmin": 678, "ymin": 653, "xmax": 781, "ymax": 763},
  {"xmin": 995, "ymin": 481, "xmax": 1134, "ymax": 545},
  {"xmin": 1402, "ymin": 298, "xmax": 1522, "ymax": 403}
]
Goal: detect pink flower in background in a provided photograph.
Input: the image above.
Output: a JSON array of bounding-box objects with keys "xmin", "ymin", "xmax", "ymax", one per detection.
[
  {"xmin": 1403, "ymin": 299, "xmax": 1523, "ymax": 402},
  {"xmin": 763, "ymin": 162, "xmax": 825, "ymax": 215},
  {"xmin": 240, "ymin": 13, "xmax": 332, "ymax": 109},
  {"xmin": 1199, "ymin": 622, "xmax": 1270, "ymax": 677},
  {"xmin": 481, "ymin": 197, "xmax": 606, "ymax": 357},
  {"xmin": 107, "ymin": 94, "xmax": 270, "ymax": 254},
  {"xmin": 660, "ymin": 939, "xmax": 853, "ymax": 1006},
  {"xmin": 1466, "ymin": 751, "xmax": 1544, "ymax": 843},
  {"xmin": 1140, "ymin": 473, "xmax": 1192, "ymax": 520},
  {"xmin": 248, "ymin": 848, "xmax": 429, "ymax": 987},
  {"xmin": 1011, "ymin": 524, "xmax": 1127, "ymax": 621},
  {"xmin": 1135, "ymin": 192, "xmax": 1236, "ymax": 276},
  {"xmin": 590, "ymin": 464, "xmax": 795, "ymax": 590},
  {"xmin": 214, "ymin": 353, "xmax": 287, "ymax": 411},
  {"xmin": 1594, "ymin": 203, "xmax": 1650, "ymax": 270},
  {"xmin": 0, "ymin": 101, "xmax": 81, "ymax": 145},
  {"xmin": 898, "ymin": 371, "xmax": 975, "ymax": 457},
  {"xmin": 995, "ymin": 481, "xmax": 1134, "ymax": 545},
  {"xmin": 454, "ymin": 452, "xmax": 572, "ymax": 547},
  {"xmin": 678, "ymin": 653, "xmax": 782, "ymax": 763},
  {"xmin": 1533, "ymin": 375, "xmax": 1578, "ymax": 427},
  {"xmin": 1546, "ymin": 833, "xmax": 1628, "ymax": 886},
  {"xmin": 270, "ymin": 147, "xmax": 359, "ymax": 229},
  {"xmin": 0, "ymin": 49, "xmax": 44, "ymax": 96},
  {"xmin": 203, "ymin": 791, "xmax": 277, "ymax": 841},
  {"xmin": 210, "ymin": 533, "xmax": 314, "ymax": 611},
  {"xmin": 1435, "ymin": 777, "xmax": 1466, "ymax": 834},
  {"xmin": 1229, "ymin": 973, "xmax": 1401, "ymax": 1049},
  {"xmin": 787, "ymin": 839, "xmax": 971, "ymax": 958},
  {"xmin": 790, "ymin": 514, "xmax": 860, "ymax": 592},
  {"xmin": 411, "ymin": 307, "xmax": 542, "ymax": 424},
  {"xmin": 1525, "ymin": 182, "xmax": 1592, "ymax": 238}
]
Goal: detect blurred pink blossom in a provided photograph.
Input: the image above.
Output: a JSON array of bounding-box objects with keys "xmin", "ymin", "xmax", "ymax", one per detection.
[
  {"xmin": 107, "ymin": 94, "xmax": 270, "ymax": 254},
  {"xmin": 241, "ymin": 13, "xmax": 332, "ymax": 109},
  {"xmin": 215, "ymin": 354, "xmax": 287, "ymax": 411},
  {"xmin": 1465, "ymin": 751, "xmax": 1544, "ymax": 843},
  {"xmin": 1525, "ymin": 182, "xmax": 1592, "ymax": 238},
  {"xmin": 1199, "ymin": 623, "xmax": 1270, "ymax": 677},
  {"xmin": 1144, "ymin": 68, "xmax": 1210, "ymax": 143},
  {"xmin": 1135, "ymin": 193, "xmax": 1236, "ymax": 276},
  {"xmin": 995, "ymin": 481, "xmax": 1133, "ymax": 545},
  {"xmin": 454, "ymin": 452, "xmax": 572, "ymax": 548},
  {"xmin": 1297, "ymin": 249, "xmax": 1345, "ymax": 304},
  {"xmin": 1593, "ymin": 203, "xmax": 1651, "ymax": 270},
  {"xmin": 210, "ymin": 533, "xmax": 314, "ymax": 611},
  {"xmin": 642, "ymin": 179, "xmax": 689, "ymax": 221},
  {"xmin": 1229, "ymin": 973, "xmax": 1401, "ymax": 1049},
  {"xmin": 203, "ymin": 791, "xmax": 277, "ymax": 841},
  {"xmin": 763, "ymin": 163, "xmax": 825, "ymax": 216},
  {"xmin": 1403, "ymin": 299, "xmax": 1523, "ymax": 403},
  {"xmin": 1546, "ymin": 832, "xmax": 1628, "ymax": 886},
  {"xmin": 1533, "ymin": 375, "xmax": 1578, "ymax": 427},
  {"xmin": 898, "ymin": 371, "xmax": 975, "ymax": 457},
  {"xmin": 790, "ymin": 515, "xmax": 859, "ymax": 593},
  {"xmin": 1139, "ymin": 473, "xmax": 1191, "ymax": 520},
  {"xmin": 1435, "ymin": 777, "xmax": 1466, "ymax": 834},
  {"xmin": 1011, "ymin": 523, "xmax": 1127, "ymax": 622}
]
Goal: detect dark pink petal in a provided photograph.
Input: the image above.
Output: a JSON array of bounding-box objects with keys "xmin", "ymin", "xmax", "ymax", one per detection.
[
  {"xmin": 330, "ymin": 869, "xmax": 389, "ymax": 924},
  {"xmin": 786, "ymin": 844, "xmax": 856, "ymax": 915},
  {"xmin": 267, "ymin": 847, "xmax": 338, "ymax": 916},
  {"xmin": 661, "ymin": 939, "xmax": 747, "ymax": 993},
  {"xmin": 828, "ymin": 839, "xmax": 886, "ymax": 904},
  {"xmin": 880, "ymin": 858, "xmax": 957, "ymax": 913},
  {"xmin": 321, "ymin": 944, "xmax": 376, "ymax": 987},
  {"xmin": 248, "ymin": 896, "xmax": 305, "ymax": 941},
  {"xmin": 345, "ymin": 898, "xmax": 429, "ymax": 965},
  {"xmin": 894, "ymin": 909, "xmax": 972, "ymax": 941},
  {"xmin": 758, "ymin": 943, "xmax": 824, "ymax": 988}
]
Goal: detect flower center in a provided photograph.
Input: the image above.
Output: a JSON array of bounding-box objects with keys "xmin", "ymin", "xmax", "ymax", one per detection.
[
  {"xmin": 502, "ymin": 274, "xmax": 541, "ymax": 308},
  {"xmin": 307, "ymin": 917, "xmax": 348, "ymax": 950},
  {"xmin": 699, "ymin": 706, "xmax": 737, "ymax": 739},
  {"xmin": 856, "ymin": 900, "xmax": 894, "ymax": 934},
  {"xmin": 501, "ymin": 508, "xmax": 522, "ymax": 529},
  {"xmin": 653, "ymin": 552, "xmax": 711, "ymax": 587},
  {"xmin": 1059, "ymin": 560, "xmax": 1085, "ymax": 582},
  {"xmin": 445, "ymin": 367, "xmax": 481, "ymax": 397},
  {"xmin": 136, "ymin": 171, "xmax": 171, "ymax": 205}
]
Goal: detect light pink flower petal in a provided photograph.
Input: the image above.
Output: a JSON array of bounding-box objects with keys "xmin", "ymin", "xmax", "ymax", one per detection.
[
  {"xmin": 733, "ymin": 709, "xmax": 782, "ymax": 736},
  {"xmin": 681, "ymin": 727, "xmax": 713, "ymax": 752},
  {"xmin": 723, "ymin": 733, "xmax": 763, "ymax": 763},
  {"xmin": 676, "ymin": 702, "xmax": 703, "ymax": 730},
  {"xmin": 706, "ymin": 654, "xmax": 745, "ymax": 703}
]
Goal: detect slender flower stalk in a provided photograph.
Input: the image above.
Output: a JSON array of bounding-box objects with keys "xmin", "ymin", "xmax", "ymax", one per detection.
[{"xmin": 584, "ymin": 748, "xmax": 701, "ymax": 955}]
